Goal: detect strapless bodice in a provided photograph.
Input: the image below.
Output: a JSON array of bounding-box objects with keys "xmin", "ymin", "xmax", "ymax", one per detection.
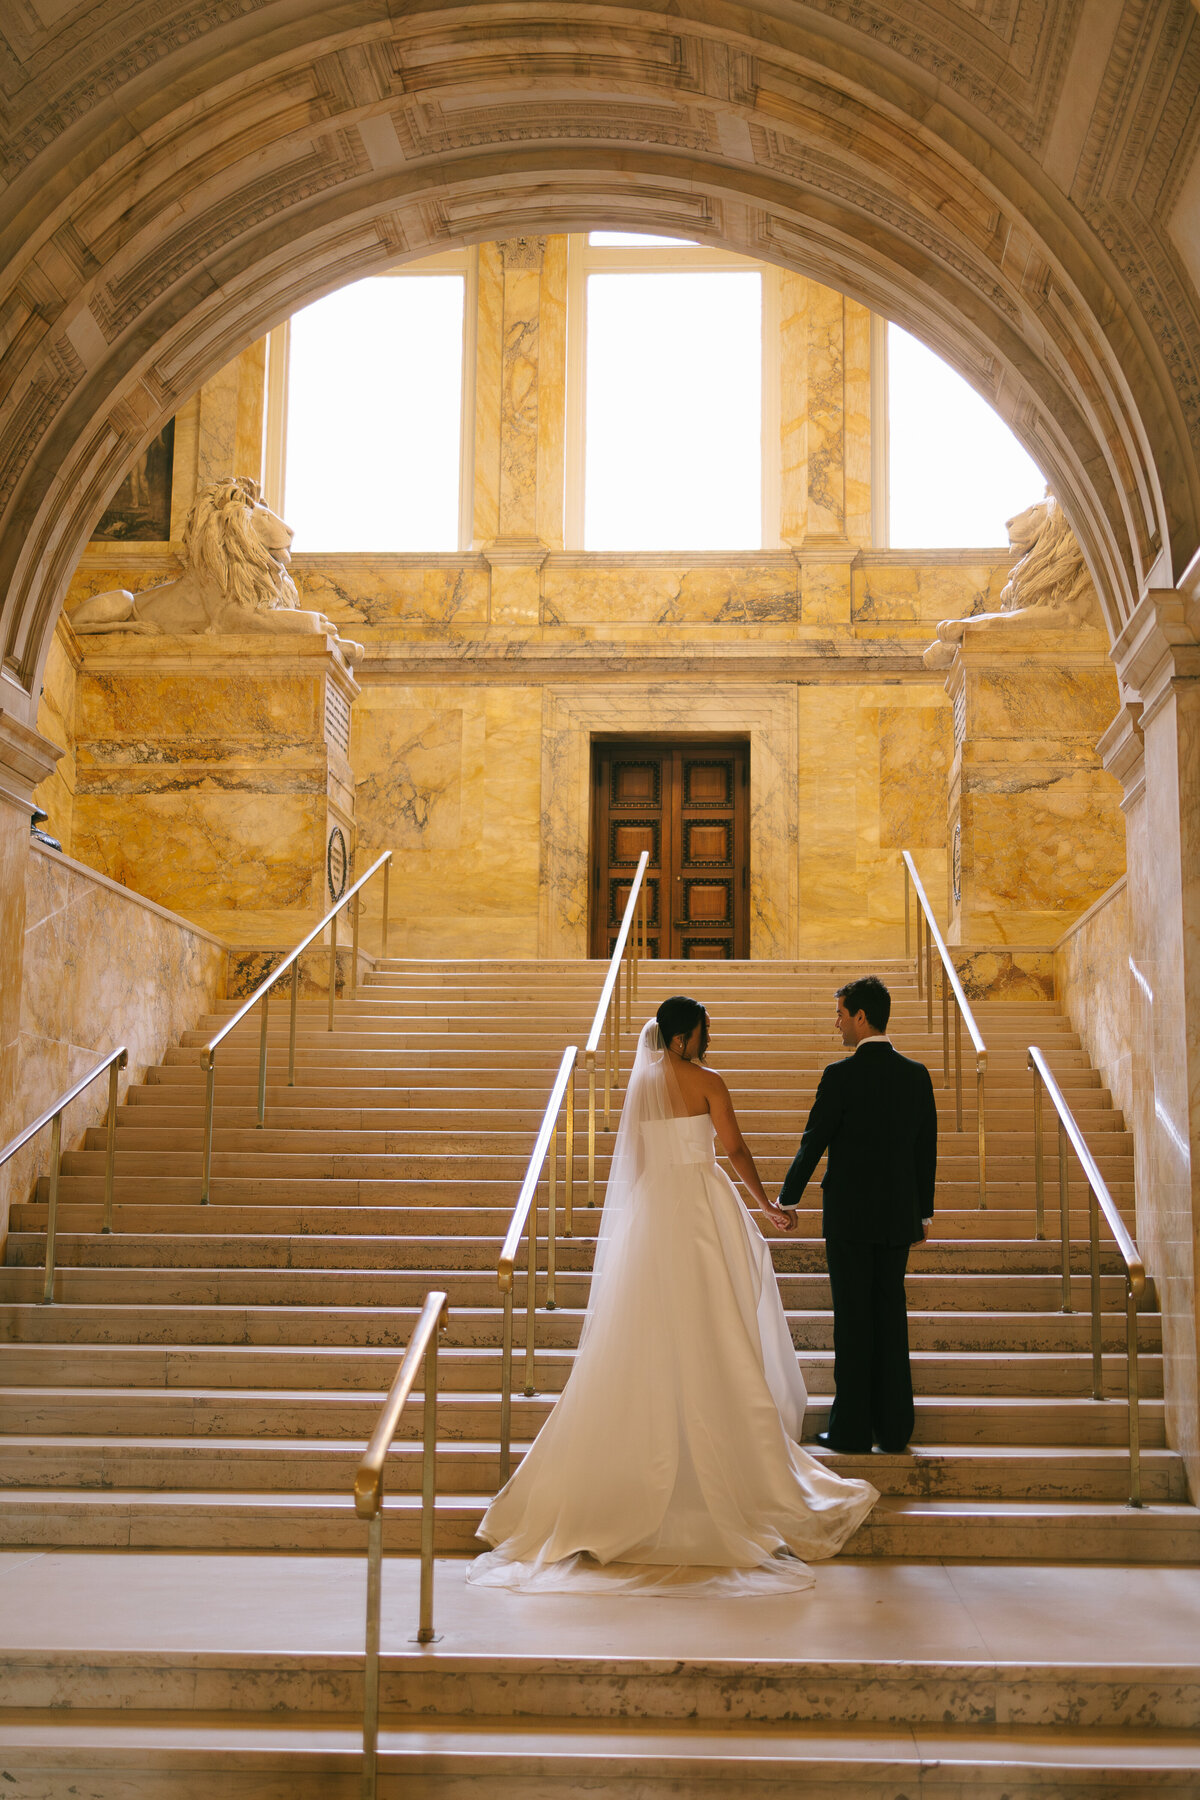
[{"xmin": 639, "ymin": 1112, "xmax": 717, "ymax": 1169}]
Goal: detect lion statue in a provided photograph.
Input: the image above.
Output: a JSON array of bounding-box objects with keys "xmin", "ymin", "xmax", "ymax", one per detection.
[
  {"xmin": 69, "ymin": 475, "xmax": 362, "ymax": 663},
  {"xmin": 922, "ymin": 494, "xmax": 1101, "ymax": 669}
]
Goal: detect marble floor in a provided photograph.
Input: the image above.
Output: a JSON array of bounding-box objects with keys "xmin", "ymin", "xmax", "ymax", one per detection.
[{"xmin": 2, "ymin": 1550, "xmax": 1198, "ymax": 1665}]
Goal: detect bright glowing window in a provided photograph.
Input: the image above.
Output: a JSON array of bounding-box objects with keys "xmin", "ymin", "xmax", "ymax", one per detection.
[
  {"xmin": 573, "ymin": 236, "xmax": 767, "ymax": 551},
  {"xmin": 284, "ymin": 270, "xmax": 466, "ymax": 551},
  {"xmin": 888, "ymin": 324, "xmax": 1045, "ymax": 547}
]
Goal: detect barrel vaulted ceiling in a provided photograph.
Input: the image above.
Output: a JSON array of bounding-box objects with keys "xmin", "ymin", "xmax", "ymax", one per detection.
[{"xmin": 1, "ymin": 0, "xmax": 1199, "ymax": 713}]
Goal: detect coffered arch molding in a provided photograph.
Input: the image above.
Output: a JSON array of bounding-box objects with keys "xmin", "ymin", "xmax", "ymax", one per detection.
[{"xmin": 2, "ymin": 3, "xmax": 1198, "ymax": 721}]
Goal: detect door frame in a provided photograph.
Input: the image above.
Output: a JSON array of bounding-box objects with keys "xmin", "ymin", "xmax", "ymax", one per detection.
[{"xmin": 588, "ymin": 733, "xmax": 751, "ymax": 959}]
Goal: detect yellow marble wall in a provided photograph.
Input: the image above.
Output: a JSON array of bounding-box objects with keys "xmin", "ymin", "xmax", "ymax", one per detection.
[
  {"xmin": 351, "ymin": 683, "xmax": 542, "ymax": 957},
  {"xmin": 947, "ymin": 622, "xmax": 1126, "ymax": 944},
  {"xmin": 1053, "ymin": 877, "xmax": 1133, "ymax": 1124},
  {"xmin": 33, "ymin": 622, "xmax": 77, "ymax": 851},
  {"xmin": 61, "ymin": 635, "xmax": 357, "ymax": 946},
  {"xmin": 36, "ymin": 235, "xmax": 1124, "ymax": 975},
  {"xmin": 7, "ymin": 843, "xmax": 226, "ymax": 1216},
  {"xmin": 797, "ymin": 683, "xmax": 952, "ymax": 957}
]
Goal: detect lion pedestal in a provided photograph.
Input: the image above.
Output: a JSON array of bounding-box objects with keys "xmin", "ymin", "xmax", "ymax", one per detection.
[
  {"xmin": 65, "ymin": 631, "xmax": 359, "ymax": 948},
  {"xmin": 945, "ymin": 616, "xmax": 1126, "ymax": 946}
]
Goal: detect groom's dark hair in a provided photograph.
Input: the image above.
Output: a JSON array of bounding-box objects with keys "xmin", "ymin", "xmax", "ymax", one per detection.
[{"xmin": 837, "ymin": 975, "xmax": 891, "ymax": 1031}]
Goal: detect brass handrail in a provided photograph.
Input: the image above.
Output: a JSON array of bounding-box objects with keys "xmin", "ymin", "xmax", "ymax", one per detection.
[
  {"xmin": 584, "ymin": 848, "xmax": 648, "ymax": 1206},
  {"xmin": 354, "ymin": 1288, "xmax": 449, "ymax": 1799},
  {"xmin": 0, "ymin": 1045, "xmax": 129, "ymax": 1305},
  {"xmin": 1027, "ymin": 1047, "xmax": 1144, "ymax": 1507},
  {"xmin": 198, "ymin": 849, "xmax": 392, "ymax": 1203},
  {"xmin": 497, "ymin": 1045, "xmax": 577, "ymax": 1486},
  {"xmin": 902, "ymin": 852, "xmax": 988, "ymax": 1206}
]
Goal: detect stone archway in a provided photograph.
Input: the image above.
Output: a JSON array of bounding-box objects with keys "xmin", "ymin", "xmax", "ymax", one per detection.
[{"xmin": 2, "ymin": 2, "xmax": 1199, "ymax": 730}]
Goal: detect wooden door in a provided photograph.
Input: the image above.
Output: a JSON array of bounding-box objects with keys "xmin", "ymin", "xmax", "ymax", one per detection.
[{"xmin": 590, "ymin": 740, "xmax": 749, "ymax": 959}]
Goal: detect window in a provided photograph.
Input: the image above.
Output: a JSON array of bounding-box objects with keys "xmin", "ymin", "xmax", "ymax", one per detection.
[
  {"xmin": 277, "ymin": 252, "xmax": 472, "ymax": 551},
  {"xmin": 887, "ymin": 324, "xmax": 1045, "ymax": 548},
  {"xmin": 566, "ymin": 234, "xmax": 779, "ymax": 551}
]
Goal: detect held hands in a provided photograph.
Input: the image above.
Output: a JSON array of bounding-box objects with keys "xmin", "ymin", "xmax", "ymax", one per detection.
[{"xmin": 759, "ymin": 1195, "xmax": 798, "ymax": 1234}]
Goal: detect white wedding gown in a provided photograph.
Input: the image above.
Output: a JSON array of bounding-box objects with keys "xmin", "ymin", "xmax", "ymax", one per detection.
[{"xmin": 468, "ymin": 1022, "xmax": 878, "ymax": 1597}]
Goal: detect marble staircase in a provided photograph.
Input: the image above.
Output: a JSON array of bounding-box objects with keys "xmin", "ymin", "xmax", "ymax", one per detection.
[{"xmin": 0, "ymin": 958, "xmax": 1196, "ymax": 1563}]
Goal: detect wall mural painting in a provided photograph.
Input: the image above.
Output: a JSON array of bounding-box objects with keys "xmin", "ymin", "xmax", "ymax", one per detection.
[{"xmin": 94, "ymin": 421, "xmax": 175, "ymax": 541}]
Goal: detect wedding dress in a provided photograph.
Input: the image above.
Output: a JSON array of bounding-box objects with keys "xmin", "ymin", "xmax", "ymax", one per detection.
[{"xmin": 468, "ymin": 1020, "xmax": 878, "ymax": 1596}]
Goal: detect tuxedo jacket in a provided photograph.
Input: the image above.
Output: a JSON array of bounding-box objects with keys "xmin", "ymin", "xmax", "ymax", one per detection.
[{"xmin": 778, "ymin": 1041, "xmax": 937, "ymax": 1244}]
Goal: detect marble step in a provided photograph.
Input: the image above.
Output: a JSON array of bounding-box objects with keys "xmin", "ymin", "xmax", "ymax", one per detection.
[
  {"xmin": 0, "ymin": 1391, "xmax": 1169, "ymax": 1451},
  {"xmin": 0, "ymin": 1490, "xmax": 1193, "ymax": 1559},
  {"xmin": 0, "ymin": 1343, "xmax": 1164, "ymax": 1398},
  {"xmin": 4, "ymin": 1634, "xmax": 1197, "ymax": 1725},
  {"xmin": 3, "ymin": 1233, "xmax": 1142, "ymax": 1277},
  {"xmin": 1, "ymin": 1711, "xmax": 1199, "ymax": 1797},
  {"xmin": 0, "ymin": 1266, "xmax": 1148, "ymax": 1310},
  {"xmin": 169, "ymin": 1037, "xmax": 1090, "ymax": 1065},
  {"xmin": 39, "ymin": 1175, "xmax": 1136, "ymax": 1214},
  {"xmin": 0, "ymin": 1437, "xmax": 1182, "ymax": 1502},
  {"xmin": 0, "ymin": 1302, "xmax": 1163, "ymax": 1353},
  {"xmin": 7, "ymin": 1203, "xmax": 1139, "ymax": 1241}
]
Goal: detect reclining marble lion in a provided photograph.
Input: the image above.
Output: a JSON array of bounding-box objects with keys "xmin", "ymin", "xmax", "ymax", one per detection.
[
  {"xmin": 70, "ymin": 475, "xmax": 363, "ymax": 663},
  {"xmin": 922, "ymin": 495, "xmax": 1101, "ymax": 669}
]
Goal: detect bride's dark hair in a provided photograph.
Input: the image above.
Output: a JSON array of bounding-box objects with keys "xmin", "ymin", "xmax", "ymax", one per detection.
[{"xmin": 656, "ymin": 995, "xmax": 709, "ymax": 1061}]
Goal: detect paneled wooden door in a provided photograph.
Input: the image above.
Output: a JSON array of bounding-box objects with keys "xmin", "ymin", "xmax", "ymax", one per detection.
[{"xmin": 590, "ymin": 740, "xmax": 749, "ymax": 959}]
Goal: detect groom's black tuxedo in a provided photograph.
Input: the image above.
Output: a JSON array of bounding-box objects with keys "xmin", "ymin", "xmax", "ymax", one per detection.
[
  {"xmin": 777, "ymin": 1040, "xmax": 937, "ymax": 1240},
  {"xmin": 778, "ymin": 1039, "xmax": 938, "ymax": 1454}
]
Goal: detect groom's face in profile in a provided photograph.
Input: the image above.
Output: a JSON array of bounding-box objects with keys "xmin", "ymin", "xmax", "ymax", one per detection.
[{"xmin": 835, "ymin": 998, "xmax": 871, "ymax": 1048}]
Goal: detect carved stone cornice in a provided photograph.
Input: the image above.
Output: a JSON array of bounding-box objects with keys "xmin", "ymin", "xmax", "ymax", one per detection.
[
  {"xmin": 481, "ymin": 539, "xmax": 550, "ymax": 571},
  {"xmin": 1111, "ymin": 589, "xmax": 1200, "ymax": 728},
  {"xmin": 1097, "ymin": 701, "xmax": 1146, "ymax": 813},
  {"xmin": 0, "ymin": 706, "xmax": 61, "ymax": 813}
]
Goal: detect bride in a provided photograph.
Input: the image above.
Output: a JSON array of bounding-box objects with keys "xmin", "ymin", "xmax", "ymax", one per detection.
[{"xmin": 468, "ymin": 995, "xmax": 878, "ymax": 1595}]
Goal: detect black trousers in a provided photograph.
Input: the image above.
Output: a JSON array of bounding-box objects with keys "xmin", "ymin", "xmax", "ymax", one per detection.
[{"xmin": 824, "ymin": 1237, "xmax": 915, "ymax": 1451}]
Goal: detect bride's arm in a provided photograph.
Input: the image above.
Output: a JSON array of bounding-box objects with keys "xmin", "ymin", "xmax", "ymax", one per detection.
[{"xmin": 706, "ymin": 1074, "xmax": 797, "ymax": 1234}]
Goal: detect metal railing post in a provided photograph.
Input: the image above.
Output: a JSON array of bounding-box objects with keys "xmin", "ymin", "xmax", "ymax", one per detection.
[
  {"xmin": 1089, "ymin": 1187, "xmax": 1103, "ymax": 1400},
  {"xmin": 954, "ymin": 1006, "xmax": 963, "ymax": 1133},
  {"xmin": 604, "ymin": 1001, "xmax": 614, "ymax": 1130},
  {"xmin": 328, "ymin": 907, "xmax": 338, "ymax": 1031},
  {"xmin": 361, "ymin": 1508, "xmax": 383, "ymax": 1800},
  {"xmin": 256, "ymin": 989, "xmax": 269, "ymax": 1127},
  {"xmin": 201, "ymin": 1055, "xmax": 216, "ymax": 1205},
  {"xmin": 499, "ymin": 1288, "xmax": 514, "ymax": 1487},
  {"xmin": 904, "ymin": 862, "xmax": 911, "ymax": 960},
  {"xmin": 418, "ymin": 1329, "xmax": 439, "ymax": 1643},
  {"xmin": 545, "ymin": 1115, "xmax": 558, "ymax": 1311},
  {"xmin": 564, "ymin": 1063, "xmax": 575, "ymax": 1238},
  {"xmin": 925, "ymin": 928, "xmax": 934, "ymax": 1034},
  {"xmin": 39, "ymin": 1111, "xmax": 62, "ymax": 1306},
  {"xmin": 940, "ymin": 963, "xmax": 950, "ymax": 1086},
  {"xmin": 977, "ymin": 1059, "xmax": 987, "ymax": 1208},
  {"xmin": 1032, "ymin": 1063, "xmax": 1045, "ymax": 1241},
  {"xmin": 101, "ymin": 1056, "xmax": 122, "ymax": 1235},
  {"xmin": 915, "ymin": 907, "xmax": 923, "ymax": 1000},
  {"xmin": 351, "ymin": 893, "xmax": 361, "ymax": 1002},
  {"xmin": 288, "ymin": 961, "xmax": 299, "ymax": 1087},
  {"xmin": 587, "ymin": 1057, "xmax": 597, "ymax": 1208},
  {"xmin": 1059, "ymin": 1116, "xmax": 1072, "ymax": 1312},
  {"xmin": 381, "ymin": 855, "xmax": 391, "ymax": 962},
  {"xmin": 524, "ymin": 1182, "xmax": 538, "ymax": 1397},
  {"xmin": 1127, "ymin": 1279, "xmax": 1142, "ymax": 1507}
]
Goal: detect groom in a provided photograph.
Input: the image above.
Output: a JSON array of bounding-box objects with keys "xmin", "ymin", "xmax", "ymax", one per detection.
[{"xmin": 777, "ymin": 975, "xmax": 937, "ymax": 1455}]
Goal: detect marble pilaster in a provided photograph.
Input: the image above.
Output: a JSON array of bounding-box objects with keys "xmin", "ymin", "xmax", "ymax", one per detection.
[
  {"xmin": 779, "ymin": 276, "xmax": 872, "ymax": 552},
  {"xmin": 169, "ymin": 339, "xmax": 268, "ymax": 536},
  {"xmin": 1108, "ymin": 593, "xmax": 1200, "ymax": 1492}
]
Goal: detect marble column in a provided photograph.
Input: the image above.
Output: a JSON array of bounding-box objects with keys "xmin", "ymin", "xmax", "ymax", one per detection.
[
  {"xmin": 170, "ymin": 338, "xmax": 268, "ymax": 536},
  {"xmin": 478, "ymin": 236, "xmax": 562, "ymax": 624},
  {"xmin": 779, "ymin": 274, "xmax": 872, "ymax": 624},
  {"xmin": 0, "ymin": 706, "xmax": 62, "ymax": 1246},
  {"xmin": 945, "ymin": 617, "xmax": 1125, "ymax": 943},
  {"xmin": 1108, "ymin": 588, "xmax": 1200, "ymax": 1491}
]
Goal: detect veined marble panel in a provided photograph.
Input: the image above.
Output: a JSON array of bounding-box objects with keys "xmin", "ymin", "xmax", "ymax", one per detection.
[
  {"xmin": 8, "ymin": 845, "xmax": 226, "ymax": 1211},
  {"xmin": 294, "ymin": 557, "xmax": 490, "ymax": 629},
  {"xmin": 472, "ymin": 240, "xmax": 504, "ymax": 547},
  {"xmin": 1053, "ymin": 878, "xmax": 1132, "ymax": 1122},
  {"xmin": 353, "ymin": 683, "xmax": 541, "ymax": 958},
  {"xmin": 541, "ymin": 558, "xmax": 799, "ymax": 626},
  {"xmin": 32, "ymin": 621, "xmax": 78, "ymax": 852},
  {"xmin": 799, "ymin": 684, "xmax": 951, "ymax": 958},
  {"xmin": 540, "ymin": 684, "xmax": 797, "ymax": 959},
  {"xmin": 536, "ymin": 235, "xmax": 567, "ymax": 551},
  {"xmin": 853, "ymin": 556, "xmax": 1009, "ymax": 625}
]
